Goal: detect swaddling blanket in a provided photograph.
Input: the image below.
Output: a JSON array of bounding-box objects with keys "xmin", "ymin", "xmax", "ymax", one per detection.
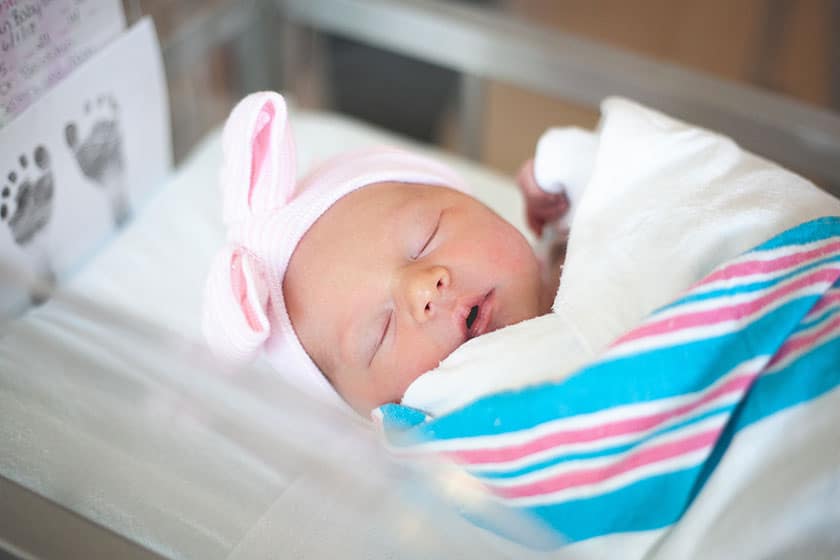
[
  {"xmin": 376, "ymin": 217, "xmax": 840, "ymax": 551},
  {"xmin": 402, "ymin": 97, "xmax": 840, "ymax": 417}
]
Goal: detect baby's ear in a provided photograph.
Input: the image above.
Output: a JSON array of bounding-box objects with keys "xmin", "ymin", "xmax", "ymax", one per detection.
[{"xmin": 220, "ymin": 91, "xmax": 297, "ymax": 224}]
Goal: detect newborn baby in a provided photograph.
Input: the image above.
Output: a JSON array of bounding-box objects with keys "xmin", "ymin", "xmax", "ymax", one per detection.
[{"xmin": 203, "ymin": 92, "xmax": 576, "ymax": 416}]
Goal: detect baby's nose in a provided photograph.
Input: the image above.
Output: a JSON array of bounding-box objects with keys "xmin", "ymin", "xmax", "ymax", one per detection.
[{"xmin": 403, "ymin": 265, "xmax": 452, "ymax": 323}]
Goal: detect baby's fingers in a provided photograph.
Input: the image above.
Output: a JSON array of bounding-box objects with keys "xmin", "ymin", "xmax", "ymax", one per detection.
[
  {"xmin": 518, "ymin": 159, "xmax": 569, "ymax": 205},
  {"xmin": 528, "ymin": 192, "xmax": 570, "ymax": 237},
  {"xmin": 527, "ymin": 212, "xmax": 546, "ymax": 238},
  {"xmin": 518, "ymin": 158, "xmax": 571, "ymax": 237},
  {"xmin": 517, "ymin": 159, "xmax": 548, "ymax": 200},
  {"xmin": 533, "ymin": 192, "xmax": 570, "ymax": 220}
]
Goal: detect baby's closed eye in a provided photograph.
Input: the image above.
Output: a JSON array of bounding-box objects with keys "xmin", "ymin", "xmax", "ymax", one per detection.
[
  {"xmin": 369, "ymin": 310, "xmax": 393, "ymax": 365},
  {"xmin": 413, "ymin": 210, "xmax": 442, "ymax": 259}
]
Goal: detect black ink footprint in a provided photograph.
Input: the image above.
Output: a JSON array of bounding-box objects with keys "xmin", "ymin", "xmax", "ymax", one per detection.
[
  {"xmin": 65, "ymin": 94, "xmax": 130, "ymax": 227},
  {"xmin": 2, "ymin": 146, "xmax": 56, "ymax": 304},
  {"xmin": 2, "ymin": 146, "xmax": 54, "ymax": 246}
]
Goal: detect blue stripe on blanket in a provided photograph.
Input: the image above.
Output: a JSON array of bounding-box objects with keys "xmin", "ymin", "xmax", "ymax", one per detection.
[
  {"xmin": 691, "ymin": 308, "xmax": 840, "ymax": 499},
  {"xmin": 531, "ymin": 465, "xmax": 704, "ymax": 543},
  {"xmin": 476, "ymin": 404, "xmax": 733, "ymax": 480},
  {"xmin": 754, "ymin": 216, "xmax": 839, "ymax": 249}
]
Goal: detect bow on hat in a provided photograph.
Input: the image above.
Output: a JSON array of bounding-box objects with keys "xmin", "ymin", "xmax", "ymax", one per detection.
[{"xmin": 202, "ymin": 92, "xmax": 296, "ymax": 365}]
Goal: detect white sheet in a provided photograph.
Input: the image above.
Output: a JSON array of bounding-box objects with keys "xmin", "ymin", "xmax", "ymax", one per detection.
[{"xmin": 0, "ymin": 108, "xmax": 547, "ymax": 559}]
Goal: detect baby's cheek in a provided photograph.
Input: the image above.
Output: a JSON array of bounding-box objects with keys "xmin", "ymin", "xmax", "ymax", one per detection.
[{"xmin": 392, "ymin": 348, "xmax": 443, "ymax": 397}]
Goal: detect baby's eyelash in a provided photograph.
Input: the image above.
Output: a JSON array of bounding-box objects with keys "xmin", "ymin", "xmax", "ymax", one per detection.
[
  {"xmin": 415, "ymin": 213, "xmax": 441, "ymax": 259},
  {"xmin": 371, "ymin": 310, "xmax": 392, "ymax": 364}
]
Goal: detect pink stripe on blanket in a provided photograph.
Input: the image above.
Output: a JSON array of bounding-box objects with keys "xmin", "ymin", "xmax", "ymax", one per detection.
[
  {"xmin": 768, "ymin": 315, "xmax": 840, "ymax": 369},
  {"xmin": 445, "ymin": 372, "xmax": 757, "ymax": 466},
  {"xmin": 697, "ymin": 241, "xmax": 840, "ymax": 287},
  {"xmin": 491, "ymin": 429, "xmax": 721, "ymax": 499},
  {"xmin": 614, "ymin": 268, "xmax": 840, "ymax": 346}
]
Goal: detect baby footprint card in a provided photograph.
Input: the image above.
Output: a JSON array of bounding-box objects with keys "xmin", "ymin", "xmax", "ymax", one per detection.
[{"xmin": 0, "ymin": 18, "xmax": 170, "ymax": 317}]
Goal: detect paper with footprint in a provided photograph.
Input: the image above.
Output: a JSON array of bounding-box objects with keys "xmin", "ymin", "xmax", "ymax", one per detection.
[
  {"xmin": 2, "ymin": 92, "xmax": 128, "ymax": 304},
  {"xmin": 65, "ymin": 94, "xmax": 130, "ymax": 227},
  {"xmin": 0, "ymin": 20, "xmax": 170, "ymax": 318},
  {"xmin": 1, "ymin": 146, "xmax": 56, "ymax": 302}
]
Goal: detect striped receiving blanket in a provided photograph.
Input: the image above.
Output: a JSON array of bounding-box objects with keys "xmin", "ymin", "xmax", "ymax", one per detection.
[{"xmin": 375, "ymin": 217, "xmax": 840, "ymax": 548}]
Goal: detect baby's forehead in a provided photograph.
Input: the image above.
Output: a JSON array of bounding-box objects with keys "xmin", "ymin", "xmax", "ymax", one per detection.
[
  {"xmin": 288, "ymin": 182, "xmax": 435, "ymax": 284},
  {"xmin": 345, "ymin": 180, "xmax": 447, "ymax": 203},
  {"xmin": 318, "ymin": 181, "xmax": 448, "ymax": 224}
]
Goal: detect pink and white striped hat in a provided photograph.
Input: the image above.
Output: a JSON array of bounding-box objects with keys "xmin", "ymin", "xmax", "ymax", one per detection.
[{"xmin": 202, "ymin": 92, "xmax": 468, "ymax": 408}]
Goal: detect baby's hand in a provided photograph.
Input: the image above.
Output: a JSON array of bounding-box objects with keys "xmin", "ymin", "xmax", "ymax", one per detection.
[{"xmin": 516, "ymin": 158, "xmax": 569, "ymax": 238}]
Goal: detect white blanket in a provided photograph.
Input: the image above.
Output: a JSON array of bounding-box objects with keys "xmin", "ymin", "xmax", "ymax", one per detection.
[{"xmin": 403, "ymin": 97, "xmax": 840, "ymax": 417}]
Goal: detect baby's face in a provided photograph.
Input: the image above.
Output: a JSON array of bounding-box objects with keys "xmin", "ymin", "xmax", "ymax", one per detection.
[{"xmin": 284, "ymin": 182, "xmax": 543, "ymax": 415}]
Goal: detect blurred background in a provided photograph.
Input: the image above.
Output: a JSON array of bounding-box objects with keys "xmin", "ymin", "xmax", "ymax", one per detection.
[{"xmin": 128, "ymin": 0, "xmax": 839, "ymax": 186}]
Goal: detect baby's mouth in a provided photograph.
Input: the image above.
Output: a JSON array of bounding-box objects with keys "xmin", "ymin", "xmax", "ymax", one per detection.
[
  {"xmin": 466, "ymin": 305, "xmax": 479, "ymax": 330},
  {"xmin": 463, "ymin": 290, "xmax": 495, "ymax": 339}
]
